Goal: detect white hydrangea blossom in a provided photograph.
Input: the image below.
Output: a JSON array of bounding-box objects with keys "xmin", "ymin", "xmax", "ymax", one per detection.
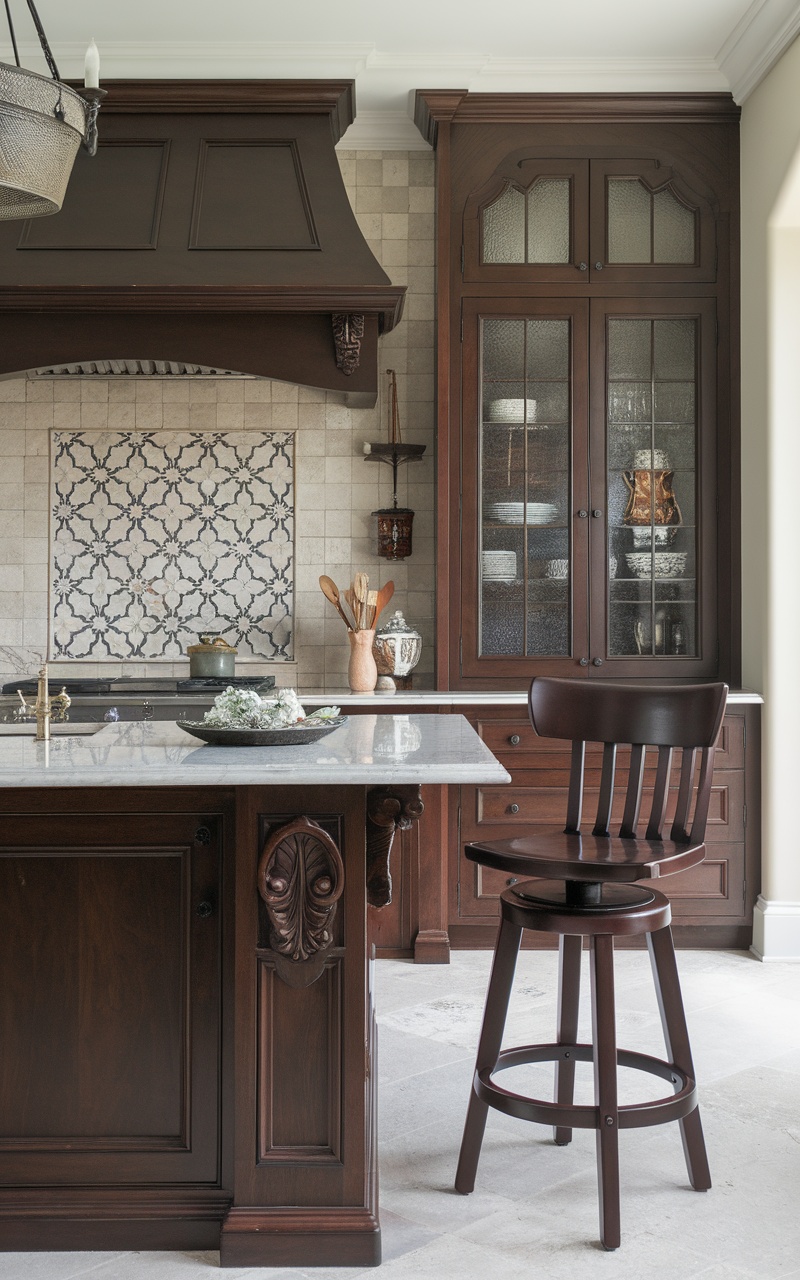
[{"xmin": 203, "ymin": 687, "xmax": 340, "ymax": 730}]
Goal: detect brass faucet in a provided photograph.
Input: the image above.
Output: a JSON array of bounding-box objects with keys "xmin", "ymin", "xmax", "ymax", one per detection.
[{"xmin": 17, "ymin": 665, "xmax": 71, "ymax": 740}]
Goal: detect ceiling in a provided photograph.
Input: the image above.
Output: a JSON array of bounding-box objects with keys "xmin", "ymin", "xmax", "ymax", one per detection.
[{"xmin": 3, "ymin": 0, "xmax": 800, "ymax": 147}]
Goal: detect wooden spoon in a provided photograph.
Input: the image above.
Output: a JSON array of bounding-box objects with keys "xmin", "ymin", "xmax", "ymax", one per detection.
[
  {"xmin": 353, "ymin": 572, "xmax": 369, "ymax": 629},
  {"xmin": 372, "ymin": 580, "xmax": 395, "ymax": 628},
  {"xmin": 319, "ymin": 575, "xmax": 352, "ymax": 630}
]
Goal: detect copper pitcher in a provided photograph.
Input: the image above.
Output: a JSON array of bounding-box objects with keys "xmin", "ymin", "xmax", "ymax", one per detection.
[{"xmin": 622, "ymin": 469, "xmax": 682, "ymax": 526}]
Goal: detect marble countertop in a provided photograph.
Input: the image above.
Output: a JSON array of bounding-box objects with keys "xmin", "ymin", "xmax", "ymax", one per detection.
[
  {"xmin": 0, "ymin": 715, "xmax": 512, "ymax": 789},
  {"xmin": 299, "ymin": 688, "xmax": 764, "ymax": 707}
]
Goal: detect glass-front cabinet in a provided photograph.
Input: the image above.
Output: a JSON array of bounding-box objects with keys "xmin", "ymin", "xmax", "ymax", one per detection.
[{"xmin": 461, "ymin": 296, "xmax": 718, "ymax": 680}]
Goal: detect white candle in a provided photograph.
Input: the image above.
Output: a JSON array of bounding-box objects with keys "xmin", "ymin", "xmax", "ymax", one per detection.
[
  {"xmin": 84, "ymin": 39, "xmax": 100, "ymax": 89},
  {"xmin": 363, "ymin": 442, "xmax": 372, "ymax": 455}
]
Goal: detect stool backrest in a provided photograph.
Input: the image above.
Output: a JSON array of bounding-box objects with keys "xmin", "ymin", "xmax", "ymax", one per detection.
[{"xmin": 528, "ymin": 679, "xmax": 729, "ymax": 844}]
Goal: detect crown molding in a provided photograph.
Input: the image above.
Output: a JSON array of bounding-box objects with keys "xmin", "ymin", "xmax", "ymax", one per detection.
[
  {"xmin": 337, "ymin": 111, "xmax": 431, "ymax": 152},
  {"xmin": 717, "ymin": 0, "xmax": 800, "ymax": 103}
]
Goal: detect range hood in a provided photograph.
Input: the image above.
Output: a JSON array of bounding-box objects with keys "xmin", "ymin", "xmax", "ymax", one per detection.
[{"xmin": 0, "ymin": 81, "xmax": 405, "ymax": 407}]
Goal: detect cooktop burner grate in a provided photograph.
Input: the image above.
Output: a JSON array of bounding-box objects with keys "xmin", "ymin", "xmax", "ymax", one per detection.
[{"xmin": 2, "ymin": 675, "xmax": 276, "ymax": 697}]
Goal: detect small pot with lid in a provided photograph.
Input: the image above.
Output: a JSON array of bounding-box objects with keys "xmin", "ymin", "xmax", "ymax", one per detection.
[{"xmin": 187, "ymin": 635, "xmax": 237, "ymax": 679}]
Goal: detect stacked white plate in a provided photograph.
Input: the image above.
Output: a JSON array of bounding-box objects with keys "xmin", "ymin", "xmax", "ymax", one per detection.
[
  {"xmin": 486, "ymin": 398, "xmax": 537, "ymax": 422},
  {"xmin": 487, "ymin": 501, "xmax": 558, "ymax": 525},
  {"xmin": 482, "ymin": 550, "xmax": 518, "ymax": 582}
]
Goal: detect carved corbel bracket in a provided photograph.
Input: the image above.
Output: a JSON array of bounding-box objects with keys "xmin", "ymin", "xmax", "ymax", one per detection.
[
  {"xmin": 257, "ymin": 816, "xmax": 344, "ymax": 988},
  {"xmin": 366, "ymin": 785, "xmax": 424, "ymax": 909},
  {"xmin": 332, "ymin": 311, "xmax": 365, "ymax": 375}
]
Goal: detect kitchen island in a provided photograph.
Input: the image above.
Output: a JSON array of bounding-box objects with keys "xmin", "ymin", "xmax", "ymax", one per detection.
[{"xmin": 0, "ymin": 716, "xmax": 509, "ymax": 1267}]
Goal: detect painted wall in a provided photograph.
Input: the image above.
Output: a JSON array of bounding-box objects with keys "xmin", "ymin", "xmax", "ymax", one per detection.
[
  {"xmin": 740, "ymin": 33, "xmax": 800, "ymax": 953},
  {"xmin": 0, "ymin": 149, "xmax": 436, "ymax": 693}
]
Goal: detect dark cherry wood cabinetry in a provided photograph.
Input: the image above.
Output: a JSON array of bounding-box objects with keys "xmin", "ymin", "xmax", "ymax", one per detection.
[
  {"xmin": 452, "ymin": 705, "xmax": 760, "ymax": 949},
  {"xmin": 415, "ymin": 91, "xmax": 740, "ymax": 690}
]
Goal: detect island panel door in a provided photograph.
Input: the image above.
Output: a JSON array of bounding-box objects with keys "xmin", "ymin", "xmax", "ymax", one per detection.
[{"xmin": 0, "ymin": 810, "xmax": 222, "ymax": 1186}]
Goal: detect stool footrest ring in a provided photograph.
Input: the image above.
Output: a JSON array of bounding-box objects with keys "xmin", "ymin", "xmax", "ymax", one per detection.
[{"xmin": 475, "ymin": 1042, "xmax": 697, "ymax": 1131}]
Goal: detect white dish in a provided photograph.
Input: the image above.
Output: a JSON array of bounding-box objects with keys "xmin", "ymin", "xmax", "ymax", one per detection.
[
  {"xmin": 545, "ymin": 559, "xmax": 569, "ymax": 580},
  {"xmin": 487, "ymin": 398, "xmax": 537, "ymax": 422},
  {"xmin": 631, "ymin": 526, "xmax": 678, "ymax": 549}
]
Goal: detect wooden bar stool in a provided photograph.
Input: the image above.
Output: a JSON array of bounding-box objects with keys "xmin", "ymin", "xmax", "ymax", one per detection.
[{"xmin": 455, "ymin": 677, "xmax": 728, "ymax": 1251}]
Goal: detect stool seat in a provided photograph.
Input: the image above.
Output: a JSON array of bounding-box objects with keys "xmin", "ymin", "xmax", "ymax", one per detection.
[
  {"xmin": 455, "ymin": 677, "xmax": 728, "ymax": 1252},
  {"xmin": 466, "ymin": 828, "xmax": 706, "ymax": 882}
]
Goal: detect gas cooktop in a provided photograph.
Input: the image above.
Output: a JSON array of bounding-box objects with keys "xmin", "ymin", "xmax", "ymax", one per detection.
[{"xmin": 2, "ymin": 675, "xmax": 276, "ymax": 697}]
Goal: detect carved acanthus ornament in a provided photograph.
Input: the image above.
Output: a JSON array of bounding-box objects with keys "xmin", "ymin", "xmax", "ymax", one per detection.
[
  {"xmin": 366, "ymin": 785, "xmax": 424, "ymax": 909},
  {"xmin": 257, "ymin": 816, "xmax": 344, "ymax": 986},
  {"xmin": 332, "ymin": 311, "xmax": 364, "ymax": 375}
]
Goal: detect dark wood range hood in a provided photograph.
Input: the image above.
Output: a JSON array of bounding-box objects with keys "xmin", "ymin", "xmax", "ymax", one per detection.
[{"xmin": 0, "ymin": 81, "xmax": 405, "ymax": 406}]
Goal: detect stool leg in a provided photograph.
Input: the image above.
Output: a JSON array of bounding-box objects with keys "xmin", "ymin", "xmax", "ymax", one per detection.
[
  {"xmin": 590, "ymin": 934, "xmax": 620, "ymax": 1251},
  {"xmin": 647, "ymin": 925, "xmax": 712, "ymax": 1192},
  {"xmin": 553, "ymin": 933, "xmax": 582, "ymax": 1145},
  {"xmin": 455, "ymin": 914, "xmax": 522, "ymax": 1194}
]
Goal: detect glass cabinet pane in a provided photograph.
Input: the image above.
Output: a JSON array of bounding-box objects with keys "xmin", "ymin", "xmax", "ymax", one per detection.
[
  {"xmin": 607, "ymin": 179, "xmax": 697, "ymax": 265},
  {"xmin": 483, "ymin": 179, "xmax": 571, "ymax": 264},
  {"xmin": 480, "ymin": 317, "xmax": 571, "ymax": 657},
  {"xmin": 607, "ymin": 317, "xmax": 698, "ymax": 658}
]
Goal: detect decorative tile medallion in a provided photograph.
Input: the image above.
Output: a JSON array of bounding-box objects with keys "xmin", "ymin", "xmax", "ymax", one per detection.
[{"xmin": 50, "ymin": 431, "xmax": 294, "ymax": 661}]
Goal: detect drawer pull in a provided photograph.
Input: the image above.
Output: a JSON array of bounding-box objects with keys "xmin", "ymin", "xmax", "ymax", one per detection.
[
  {"xmin": 508, "ymin": 803, "xmax": 520, "ymax": 814},
  {"xmin": 509, "ymin": 734, "xmax": 521, "ymax": 746}
]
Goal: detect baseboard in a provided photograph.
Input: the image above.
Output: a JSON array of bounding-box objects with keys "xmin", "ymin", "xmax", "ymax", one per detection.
[
  {"xmin": 219, "ymin": 1206, "xmax": 381, "ymax": 1267},
  {"xmin": 751, "ymin": 896, "xmax": 800, "ymax": 960}
]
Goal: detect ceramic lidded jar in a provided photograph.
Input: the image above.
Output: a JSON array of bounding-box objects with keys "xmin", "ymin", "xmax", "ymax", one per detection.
[
  {"xmin": 372, "ymin": 611, "xmax": 422, "ymax": 684},
  {"xmin": 187, "ymin": 635, "xmax": 237, "ymax": 679}
]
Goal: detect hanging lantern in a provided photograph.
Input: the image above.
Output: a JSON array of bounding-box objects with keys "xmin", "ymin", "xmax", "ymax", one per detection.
[
  {"xmin": 0, "ymin": 3, "xmax": 105, "ymax": 220},
  {"xmin": 363, "ymin": 369, "xmax": 426, "ymax": 562}
]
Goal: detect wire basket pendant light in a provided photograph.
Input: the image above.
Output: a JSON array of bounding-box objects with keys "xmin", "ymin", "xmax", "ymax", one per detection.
[{"xmin": 0, "ymin": 0, "xmax": 104, "ymax": 220}]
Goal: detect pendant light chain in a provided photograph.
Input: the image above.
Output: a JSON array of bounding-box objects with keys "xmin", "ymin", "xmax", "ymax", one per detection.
[
  {"xmin": 23, "ymin": 0, "xmax": 61, "ymax": 80},
  {"xmin": 3, "ymin": 0, "xmax": 20, "ymax": 66}
]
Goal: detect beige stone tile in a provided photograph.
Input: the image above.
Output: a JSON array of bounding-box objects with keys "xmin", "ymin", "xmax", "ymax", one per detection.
[
  {"xmin": 215, "ymin": 378, "xmax": 245, "ymax": 402},
  {"xmin": 26, "ymin": 380, "xmax": 53, "ymax": 402},
  {"xmin": 24, "ymin": 456, "xmax": 48, "ymax": 484},
  {"xmin": 135, "ymin": 380, "xmax": 163, "ymax": 402},
  {"xmin": 188, "ymin": 381, "xmax": 216, "ymax": 404},
  {"xmin": 409, "ymin": 185, "xmax": 435, "ymax": 213},
  {"xmin": 296, "ymin": 536, "xmax": 324, "ymax": 566},
  {"xmin": 23, "ymin": 538, "xmax": 48, "ymax": 564},
  {"xmin": 25, "ymin": 403, "xmax": 54, "ymax": 430},
  {"xmin": 324, "ymin": 457, "xmax": 352, "ymax": 486},
  {"xmin": 0, "ymin": 565, "xmax": 24, "ymax": 591},
  {"xmin": 0, "ymin": 378, "xmax": 26, "ymax": 402},
  {"xmin": 0, "ymin": 617, "xmax": 23, "ymax": 643},
  {"xmin": 409, "ymin": 152, "xmax": 435, "ymax": 184},
  {"xmin": 80, "ymin": 379, "xmax": 109, "ymax": 402},
  {"xmin": 244, "ymin": 379, "xmax": 272, "ymax": 402},
  {"xmin": 23, "ymin": 619, "xmax": 47, "ymax": 646},
  {"xmin": 0, "ymin": 538, "xmax": 23, "ymax": 564},
  {"xmin": 161, "ymin": 379, "xmax": 191, "ymax": 402},
  {"xmin": 324, "ymin": 510, "xmax": 351, "ymax": 538},
  {"xmin": 383, "ymin": 214, "xmax": 410, "ymax": 241},
  {"xmin": 79, "ymin": 402, "xmax": 108, "ymax": 430},
  {"xmin": 381, "ymin": 240, "xmax": 409, "ymax": 267},
  {"xmin": 107, "ymin": 403, "xmax": 137, "ymax": 430},
  {"xmin": 383, "ymin": 155, "xmax": 409, "ymax": 187},
  {"xmin": 108, "ymin": 378, "xmax": 137, "ymax": 402},
  {"xmin": 0, "ymin": 403, "xmax": 26, "ymax": 429},
  {"xmin": 243, "ymin": 403, "xmax": 271, "ymax": 429},
  {"xmin": 271, "ymin": 404, "xmax": 299, "ymax": 431},
  {"xmin": 160, "ymin": 403, "xmax": 190, "ymax": 430},
  {"xmin": 23, "ymin": 563, "xmax": 47, "ymax": 592},
  {"xmin": 357, "ymin": 212, "xmax": 383, "ymax": 241},
  {"xmin": 408, "ymin": 239, "xmax": 435, "ymax": 266},
  {"xmin": 0, "ymin": 485, "xmax": 22, "ymax": 511},
  {"xmin": 135, "ymin": 404, "xmax": 164, "ymax": 430},
  {"xmin": 23, "ymin": 511, "xmax": 48, "ymax": 539},
  {"xmin": 23, "ymin": 485, "xmax": 48, "ymax": 511},
  {"xmin": 408, "ymin": 213, "xmax": 434, "ymax": 240},
  {"xmin": 356, "ymin": 158, "xmax": 383, "ymax": 186},
  {"xmin": 53, "ymin": 403, "xmax": 81, "ymax": 430},
  {"xmin": 52, "ymin": 380, "xmax": 81, "ymax": 402},
  {"xmin": 187, "ymin": 405, "xmax": 215, "ymax": 430}
]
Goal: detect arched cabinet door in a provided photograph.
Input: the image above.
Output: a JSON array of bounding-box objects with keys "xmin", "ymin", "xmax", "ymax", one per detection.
[
  {"xmin": 463, "ymin": 154, "xmax": 718, "ymax": 286},
  {"xmin": 589, "ymin": 158, "xmax": 718, "ymax": 283},
  {"xmin": 463, "ymin": 159, "xmax": 590, "ymax": 284}
]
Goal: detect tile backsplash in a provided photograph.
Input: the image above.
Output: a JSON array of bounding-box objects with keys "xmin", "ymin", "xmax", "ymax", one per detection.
[{"xmin": 0, "ymin": 148, "xmax": 435, "ymax": 691}]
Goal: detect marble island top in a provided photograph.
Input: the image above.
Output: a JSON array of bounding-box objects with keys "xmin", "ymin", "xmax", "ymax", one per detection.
[{"xmin": 0, "ymin": 715, "xmax": 512, "ymax": 789}]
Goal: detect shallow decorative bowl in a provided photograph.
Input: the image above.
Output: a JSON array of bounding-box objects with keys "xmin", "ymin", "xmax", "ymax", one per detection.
[
  {"xmin": 177, "ymin": 717, "xmax": 348, "ymax": 746},
  {"xmin": 624, "ymin": 552, "xmax": 688, "ymax": 579}
]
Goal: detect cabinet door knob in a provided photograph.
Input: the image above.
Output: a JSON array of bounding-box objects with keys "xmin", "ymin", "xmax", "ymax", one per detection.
[
  {"xmin": 592, "ymin": 509, "xmax": 603, "ymax": 518},
  {"xmin": 196, "ymin": 900, "xmax": 214, "ymax": 918},
  {"xmin": 509, "ymin": 734, "xmax": 521, "ymax": 746},
  {"xmin": 594, "ymin": 262, "xmax": 604, "ymax": 270},
  {"xmin": 506, "ymin": 876, "xmax": 518, "ymax": 886},
  {"xmin": 592, "ymin": 658, "xmax": 604, "ymax": 667},
  {"xmin": 508, "ymin": 803, "xmax": 520, "ymax": 814},
  {"xmin": 577, "ymin": 509, "xmax": 588, "ymax": 518},
  {"xmin": 577, "ymin": 261, "xmax": 588, "ymax": 271},
  {"xmin": 579, "ymin": 657, "xmax": 589, "ymax": 667}
]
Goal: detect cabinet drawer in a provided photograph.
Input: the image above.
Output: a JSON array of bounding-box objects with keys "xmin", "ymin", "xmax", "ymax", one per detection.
[
  {"xmin": 471, "ymin": 771, "xmax": 744, "ymax": 842},
  {"xmin": 477, "ymin": 712, "xmax": 744, "ymax": 771},
  {"xmin": 467, "ymin": 845, "xmax": 744, "ymax": 920}
]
